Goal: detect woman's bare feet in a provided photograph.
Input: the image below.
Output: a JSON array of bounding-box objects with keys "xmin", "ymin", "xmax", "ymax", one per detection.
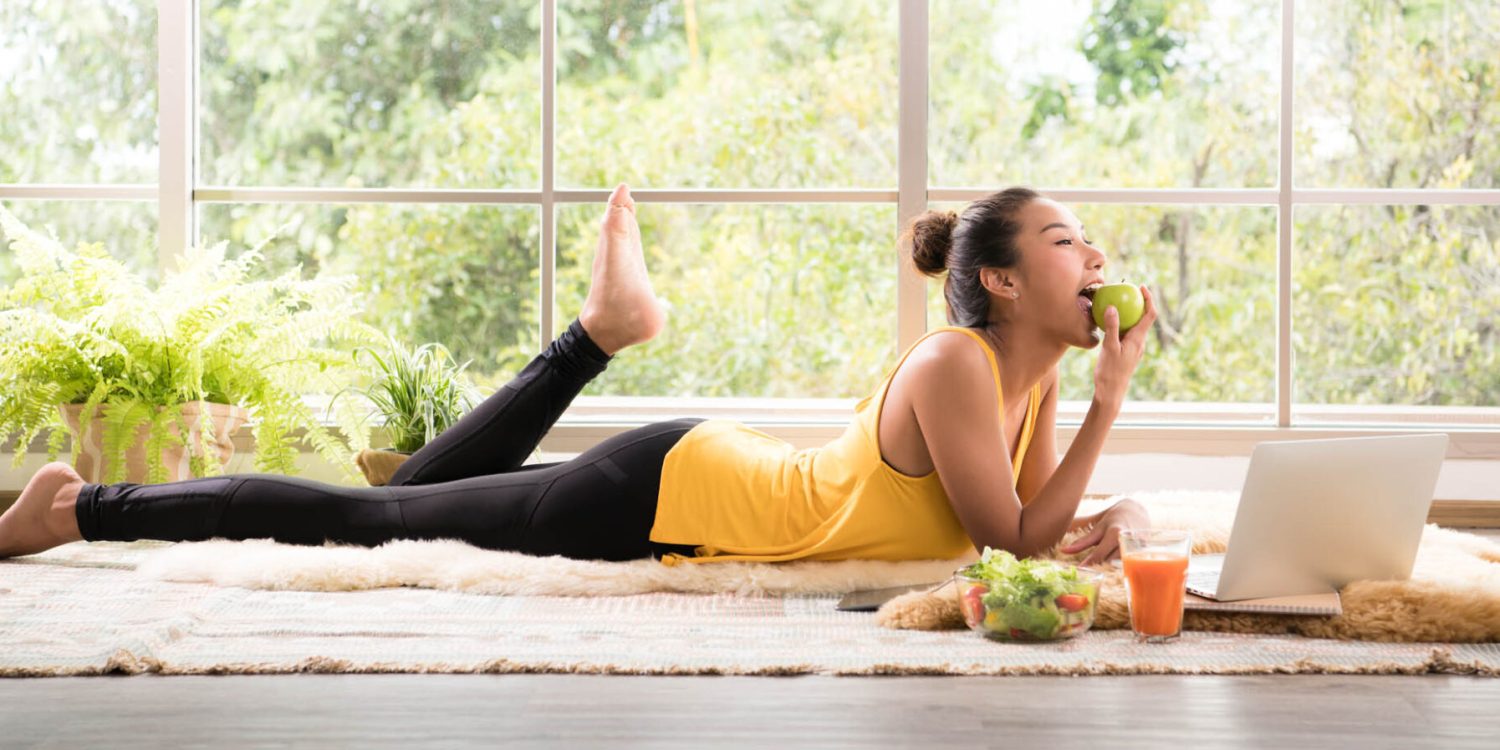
[
  {"xmin": 0, "ymin": 461, "xmax": 86, "ymax": 558},
  {"xmin": 578, "ymin": 183, "xmax": 667, "ymax": 356}
]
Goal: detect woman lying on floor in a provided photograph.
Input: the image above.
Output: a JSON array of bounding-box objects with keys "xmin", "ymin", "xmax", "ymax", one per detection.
[{"xmin": 0, "ymin": 184, "xmax": 1157, "ymax": 568}]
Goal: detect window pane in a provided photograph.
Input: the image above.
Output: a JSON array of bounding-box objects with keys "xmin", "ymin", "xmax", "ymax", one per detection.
[
  {"xmin": 555, "ymin": 203, "xmax": 898, "ymax": 397},
  {"xmin": 198, "ymin": 203, "xmax": 540, "ymax": 386},
  {"xmin": 0, "ymin": 2, "xmax": 157, "ymax": 183},
  {"xmin": 924, "ymin": 202, "xmax": 1277, "ymax": 408},
  {"xmin": 1296, "ymin": 1, "xmax": 1499, "ymax": 189},
  {"xmin": 200, "ymin": 1, "xmax": 541, "ymax": 188},
  {"xmin": 556, "ymin": 0, "xmax": 898, "ymax": 188},
  {"xmin": 930, "ymin": 0, "xmax": 1279, "ymax": 188},
  {"xmin": 1294, "ymin": 205, "xmax": 1499, "ymax": 411},
  {"xmin": 1, "ymin": 201, "xmax": 158, "ymax": 286}
]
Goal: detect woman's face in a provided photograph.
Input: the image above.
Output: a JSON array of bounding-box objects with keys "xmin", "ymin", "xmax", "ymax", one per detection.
[{"xmin": 993, "ymin": 198, "xmax": 1110, "ymax": 348}]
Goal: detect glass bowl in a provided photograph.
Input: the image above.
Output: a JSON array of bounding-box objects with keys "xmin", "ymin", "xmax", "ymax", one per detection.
[{"xmin": 953, "ymin": 563, "xmax": 1105, "ymax": 642}]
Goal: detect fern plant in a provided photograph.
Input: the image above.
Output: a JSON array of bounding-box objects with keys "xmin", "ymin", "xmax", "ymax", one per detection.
[
  {"xmin": 0, "ymin": 205, "xmax": 385, "ymax": 484},
  {"xmin": 347, "ymin": 336, "xmax": 482, "ymax": 453}
]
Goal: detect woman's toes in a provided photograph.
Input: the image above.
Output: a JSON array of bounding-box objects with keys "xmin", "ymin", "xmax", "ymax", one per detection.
[
  {"xmin": 608, "ymin": 182, "xmax": 635, "ymax": 212},
  {"xmin": 600, "ymin": 184, "xmax": 637, "ymax": 241}
]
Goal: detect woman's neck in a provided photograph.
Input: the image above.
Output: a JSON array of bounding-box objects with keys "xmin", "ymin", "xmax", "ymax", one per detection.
[{"xmin": 973, "ymin": 322, "xmax": 1067, "ymax": 406}]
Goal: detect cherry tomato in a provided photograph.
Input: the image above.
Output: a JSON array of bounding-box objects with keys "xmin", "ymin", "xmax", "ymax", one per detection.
[
  {"xmin": 962, "ymin": 585, "xmax": 987, "ymax": 623},
  {"xmin": 1055, "ymin": 593, "xmax": 1089, "ymax": 612}
]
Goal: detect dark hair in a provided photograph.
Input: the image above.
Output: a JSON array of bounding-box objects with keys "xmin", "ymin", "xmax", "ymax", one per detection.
[{"xmin": 903, "ymin": 186, "xmax": 1041, "ymax": 327}]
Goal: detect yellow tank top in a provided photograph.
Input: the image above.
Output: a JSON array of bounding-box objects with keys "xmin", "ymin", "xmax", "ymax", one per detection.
[{"xmin": 648, "ymin": 326, "xmax": 1043, "ymax": 566}]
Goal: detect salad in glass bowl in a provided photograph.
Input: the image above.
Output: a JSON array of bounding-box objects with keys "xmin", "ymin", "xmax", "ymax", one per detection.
[{"xmin": 954, "ymin": 547, "xmax": 1105, "ymax": 642}]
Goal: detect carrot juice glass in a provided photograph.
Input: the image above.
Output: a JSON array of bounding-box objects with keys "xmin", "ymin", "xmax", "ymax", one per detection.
[{"xmin": 1118, "ymin": 529, "xmax": 1191, "ymax": 643}]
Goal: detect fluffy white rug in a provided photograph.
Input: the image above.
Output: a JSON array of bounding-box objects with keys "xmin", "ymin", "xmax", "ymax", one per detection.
[
  {"xmin": 135, "ymin": 496, "xmax": 1151, "ymax": 597},
  {"xmin": 134, "ymin": 530, "xmax": 987, "ymax": 597},
  {"xmin": 113, "ymin": 490, "xmax": 1258, "ymax": 595}
]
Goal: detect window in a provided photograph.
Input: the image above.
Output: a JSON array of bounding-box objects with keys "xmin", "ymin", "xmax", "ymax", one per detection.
[
  {"xmin": 0, "ymin": 1, "xmax": 158, "ymax": 184},
  {"xmin": 556, "ymin": 202, "xmax": 898, "ymax": 398},
  {"xmin": 1295, "ymin": 1, "xmax": 1498, "ymax": 189},
  {"xmin": 197, "ymin": 202, "xmax": 542, "ymax": 386},
  {"xmin": 2, "ymin": 0, "xmax": 1497, "ymax": 455},
  {"xmin": 1294, "ymin": 205, "xmax": 1499, "ymax": 412},
  {"xmin": 556, "ymin": 0, "xmax": 898, "ymax": 189},
  {"xmin": 930, "ymin": 0, "xmax": 1279, "ymax": 188},
  {"xmin": 0, "ymin": 201, "xmax": 158, "ymax": 286},
  {"xmin": 0, "ymin": 1, "xmax": 158, "ymax": 286},
  {"xmin": 200, "ymin": 0, "xmax": 541, "ymax": 188}
]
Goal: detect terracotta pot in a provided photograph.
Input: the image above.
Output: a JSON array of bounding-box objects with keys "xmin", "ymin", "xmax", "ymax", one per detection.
[
  {"xmin": 355, "ymin": 447, "xmax": 414, "ymax": 487},
  {"xmin": 58, "ymin": 400, "xmax": 251, "ymax": 483}
]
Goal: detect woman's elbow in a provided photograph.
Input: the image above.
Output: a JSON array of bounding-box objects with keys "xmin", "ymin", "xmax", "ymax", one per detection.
[{"xmin": 969, "ymin": 534, "xmax": 1033, "ymax": 559}]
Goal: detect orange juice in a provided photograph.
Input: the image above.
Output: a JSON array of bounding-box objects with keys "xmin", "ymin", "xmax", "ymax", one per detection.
[{"xmin": 1122, "ymin": 551, "xmax": 1189, "ymax": 637}]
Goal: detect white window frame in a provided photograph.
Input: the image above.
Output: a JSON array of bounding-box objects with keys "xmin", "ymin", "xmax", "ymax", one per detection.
[{"xmin": 2, "ymin": 0, "xmax": 1498, "ymax": 460}]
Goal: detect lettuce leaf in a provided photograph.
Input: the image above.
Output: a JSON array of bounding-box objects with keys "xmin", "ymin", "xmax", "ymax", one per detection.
[{"xmin": 963, "ymin": 547, "xmax": 1086, "ymax": 621}]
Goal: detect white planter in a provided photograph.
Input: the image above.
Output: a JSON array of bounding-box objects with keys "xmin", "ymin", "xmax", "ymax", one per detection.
[{"xmin": 58, "ymin": 400, "xmax": 251, "ymax": 484}]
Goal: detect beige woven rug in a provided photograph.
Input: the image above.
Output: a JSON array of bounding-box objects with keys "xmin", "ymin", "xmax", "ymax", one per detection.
[
  {"xmin": 3, "ymin": 490, "xmax": 1498, "ymax": 676},
  {"xmin": 2, "ymin": 539, "xmax": 1497, "ymax": 677}
]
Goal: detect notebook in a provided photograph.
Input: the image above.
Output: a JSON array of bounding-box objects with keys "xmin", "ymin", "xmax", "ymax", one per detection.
[
  {"xmin": 1183, "ymin": 590, "xmax": 1342, "ymax": 616},
  {"xmin": 1184, "ymin": 555, "xmax": 1342, "ymax": 616}
]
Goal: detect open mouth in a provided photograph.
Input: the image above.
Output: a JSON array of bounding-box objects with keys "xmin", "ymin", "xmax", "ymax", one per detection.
[{"xmin": 1077, "ymin": 286, "xmax": 1098, "ymax": 326}]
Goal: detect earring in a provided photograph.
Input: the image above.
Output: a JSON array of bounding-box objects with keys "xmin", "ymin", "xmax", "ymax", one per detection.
[{"xmin": 1011, "ymin": 291, "xmax": 1018, "ymax": 299}]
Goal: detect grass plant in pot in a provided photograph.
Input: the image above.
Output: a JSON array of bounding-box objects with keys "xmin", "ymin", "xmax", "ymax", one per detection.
[
  {"xmin": 0, "ymin": 206, "xmax": 383, "ymax": 484},
  {"xmin": 347, "ymin": 336, "xmax": 482, "ymax": 486}
]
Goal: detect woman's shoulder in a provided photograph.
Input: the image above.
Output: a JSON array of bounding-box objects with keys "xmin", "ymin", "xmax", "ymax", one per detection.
[
  {"xmin": 886, "ymin": 327, "xmax": 999, "ymax": 403},
  {"xmin": 901, "ymin": 326, "xmax": 995, "ymax": 373}
]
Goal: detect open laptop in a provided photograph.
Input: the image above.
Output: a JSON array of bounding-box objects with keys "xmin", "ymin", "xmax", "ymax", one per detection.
[{"xmin": 1186, "ymin": 433, "xmax": 1449, "ymax": 602}]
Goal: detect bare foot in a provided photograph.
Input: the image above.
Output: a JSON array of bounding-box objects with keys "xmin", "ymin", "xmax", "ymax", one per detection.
[
  {"xmin": 0, "ymin": 461, "xmax": 86, "ymax": 558},
  {"xmin": 578, "ymin": 183, "xmax": 667, "ymax": 356}
]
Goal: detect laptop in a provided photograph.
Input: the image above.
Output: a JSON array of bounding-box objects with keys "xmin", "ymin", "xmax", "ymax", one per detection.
[{"xmin": 1186, "ymin": 433, "xmax": 1449, "ymax": 602}]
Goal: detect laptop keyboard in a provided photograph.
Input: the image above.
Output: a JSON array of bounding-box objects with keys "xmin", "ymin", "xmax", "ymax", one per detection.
[{"xmin": 1185, "ymin": 567, "xmax": 1221, "ymax": 596}]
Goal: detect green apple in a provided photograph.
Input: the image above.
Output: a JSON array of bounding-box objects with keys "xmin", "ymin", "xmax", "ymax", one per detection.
[{"xmin": 1090, "ymin": 282, "xmax": 1145, "ymax": 333}]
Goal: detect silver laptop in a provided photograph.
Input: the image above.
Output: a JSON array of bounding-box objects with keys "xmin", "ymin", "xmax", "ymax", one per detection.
[{"xmin": 1186, "ymin": 433, "xmax": 1449, "ymax": 602}]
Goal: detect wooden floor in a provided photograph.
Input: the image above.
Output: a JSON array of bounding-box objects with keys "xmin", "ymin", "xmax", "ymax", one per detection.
[{"xmin": 2, "ymin": 673, "xmax": 1499, "ymax": 748}]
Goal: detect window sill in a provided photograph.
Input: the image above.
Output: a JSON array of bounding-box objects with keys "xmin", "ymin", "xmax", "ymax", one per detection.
[
  {"xmin": 7, "ymin": 397, "xmax": 1500, "ymax": 459},
  {"xmin": 543, "ymin": 397, "xmax": 1500, "ymax": 458}
]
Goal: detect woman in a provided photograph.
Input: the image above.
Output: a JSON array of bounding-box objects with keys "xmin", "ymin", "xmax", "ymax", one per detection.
[{"xmin": 0, "ymin": 184, "xmax": 1156, "ymax": 567}]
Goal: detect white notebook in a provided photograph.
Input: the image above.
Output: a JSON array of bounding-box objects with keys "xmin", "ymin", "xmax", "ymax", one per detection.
[
  {"xmin": 1183, "ymin": 590, "xmax": 1342, "ymax": 616},
  {"xmin": 1183, "ymin": 554, "xmax": 1342, "ymax": 616}
]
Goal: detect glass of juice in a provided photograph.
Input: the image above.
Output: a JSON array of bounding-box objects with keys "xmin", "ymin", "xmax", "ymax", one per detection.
[{"xmin": 1119, "ymin": 528, "xmax": 1191, "ymax": 643}]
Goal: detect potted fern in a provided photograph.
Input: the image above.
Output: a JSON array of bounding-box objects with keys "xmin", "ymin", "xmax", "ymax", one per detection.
[
  {"xmin": 346, "ymin": 336, "xmax": 482, "ymax": 486},
  {"xmin": 0, "ymin": 205, "xmax": 384, "ymax": 484}
]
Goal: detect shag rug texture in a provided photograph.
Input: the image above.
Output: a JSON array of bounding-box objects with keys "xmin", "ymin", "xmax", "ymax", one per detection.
[{"xmin": 121, "ymin": 489, "xmax": 1500, "ymax": 643}]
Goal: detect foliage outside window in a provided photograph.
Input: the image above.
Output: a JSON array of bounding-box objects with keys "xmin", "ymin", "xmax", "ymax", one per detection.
[{"xmin": 1, "ymin": 0, "xmax": 1496, "ymax": 414}]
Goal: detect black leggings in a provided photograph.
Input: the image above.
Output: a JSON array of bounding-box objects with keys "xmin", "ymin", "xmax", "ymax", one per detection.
[{"xmin": 74, "ymin": 318, "xmax": 704, "ymax": 562}]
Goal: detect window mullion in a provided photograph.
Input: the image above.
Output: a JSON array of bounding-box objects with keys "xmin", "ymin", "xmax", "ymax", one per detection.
[
  {"xmin": 158, "ymin": 0, "xmax": 195, "ymax": 271},
  {"xmin": 897, "ymin": 0, "xmax": 929, "ymax": 351},
  {"xmin": 1277, "ymin": 0, "xmax": 1295, "ymax": 429},
  {"xmin": 540, "ymin": 0, "xmax": 557, "ymax": 352}
]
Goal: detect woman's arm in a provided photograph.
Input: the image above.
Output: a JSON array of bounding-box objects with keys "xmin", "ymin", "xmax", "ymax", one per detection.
[
  {"xmin": 1014, "ymin": 395, "xmax": 1120, "ymax": 557},
  {"xmin": 1022, "ymin": 286, "xmax": 1158, "ymax": 558},
  {"xmin": 1016, "ymin": 367, "xmax": 1111, "ymax": 538},
  {"xmin": 910, "ymin": 335, "xmax": 1119, "ymax": 559}
]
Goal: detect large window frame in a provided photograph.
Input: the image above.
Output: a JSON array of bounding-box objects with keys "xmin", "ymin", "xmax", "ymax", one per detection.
[{"xmin": 2, "ymin": 0, "xmax": 1498, "ymax": 460}]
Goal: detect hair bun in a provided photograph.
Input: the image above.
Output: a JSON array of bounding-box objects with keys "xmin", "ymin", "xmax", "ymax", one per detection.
[{"xmin": 907, "ymin": 209, "xmax": 958, "ymax": 276}]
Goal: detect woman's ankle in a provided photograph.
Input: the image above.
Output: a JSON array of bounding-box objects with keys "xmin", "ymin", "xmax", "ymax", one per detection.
[{"xmin": 572, "ymin": 315, "xmax": 620, "ymax": 360}]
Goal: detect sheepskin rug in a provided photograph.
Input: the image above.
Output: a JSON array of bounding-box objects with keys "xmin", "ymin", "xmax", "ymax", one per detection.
[
  {"xmin": 131, "ymin": 489, "xmax": 1500, "ymax": 643},
  {"xmin": 877, "ymin": 491, "xmax": 1500, "ymax": 642}
]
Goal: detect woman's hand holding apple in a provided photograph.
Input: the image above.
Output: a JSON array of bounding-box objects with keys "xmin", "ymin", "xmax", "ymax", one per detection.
[{"xmin": 1092, "ymin": 284, "xmax": 1157, "ymax": 410}]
